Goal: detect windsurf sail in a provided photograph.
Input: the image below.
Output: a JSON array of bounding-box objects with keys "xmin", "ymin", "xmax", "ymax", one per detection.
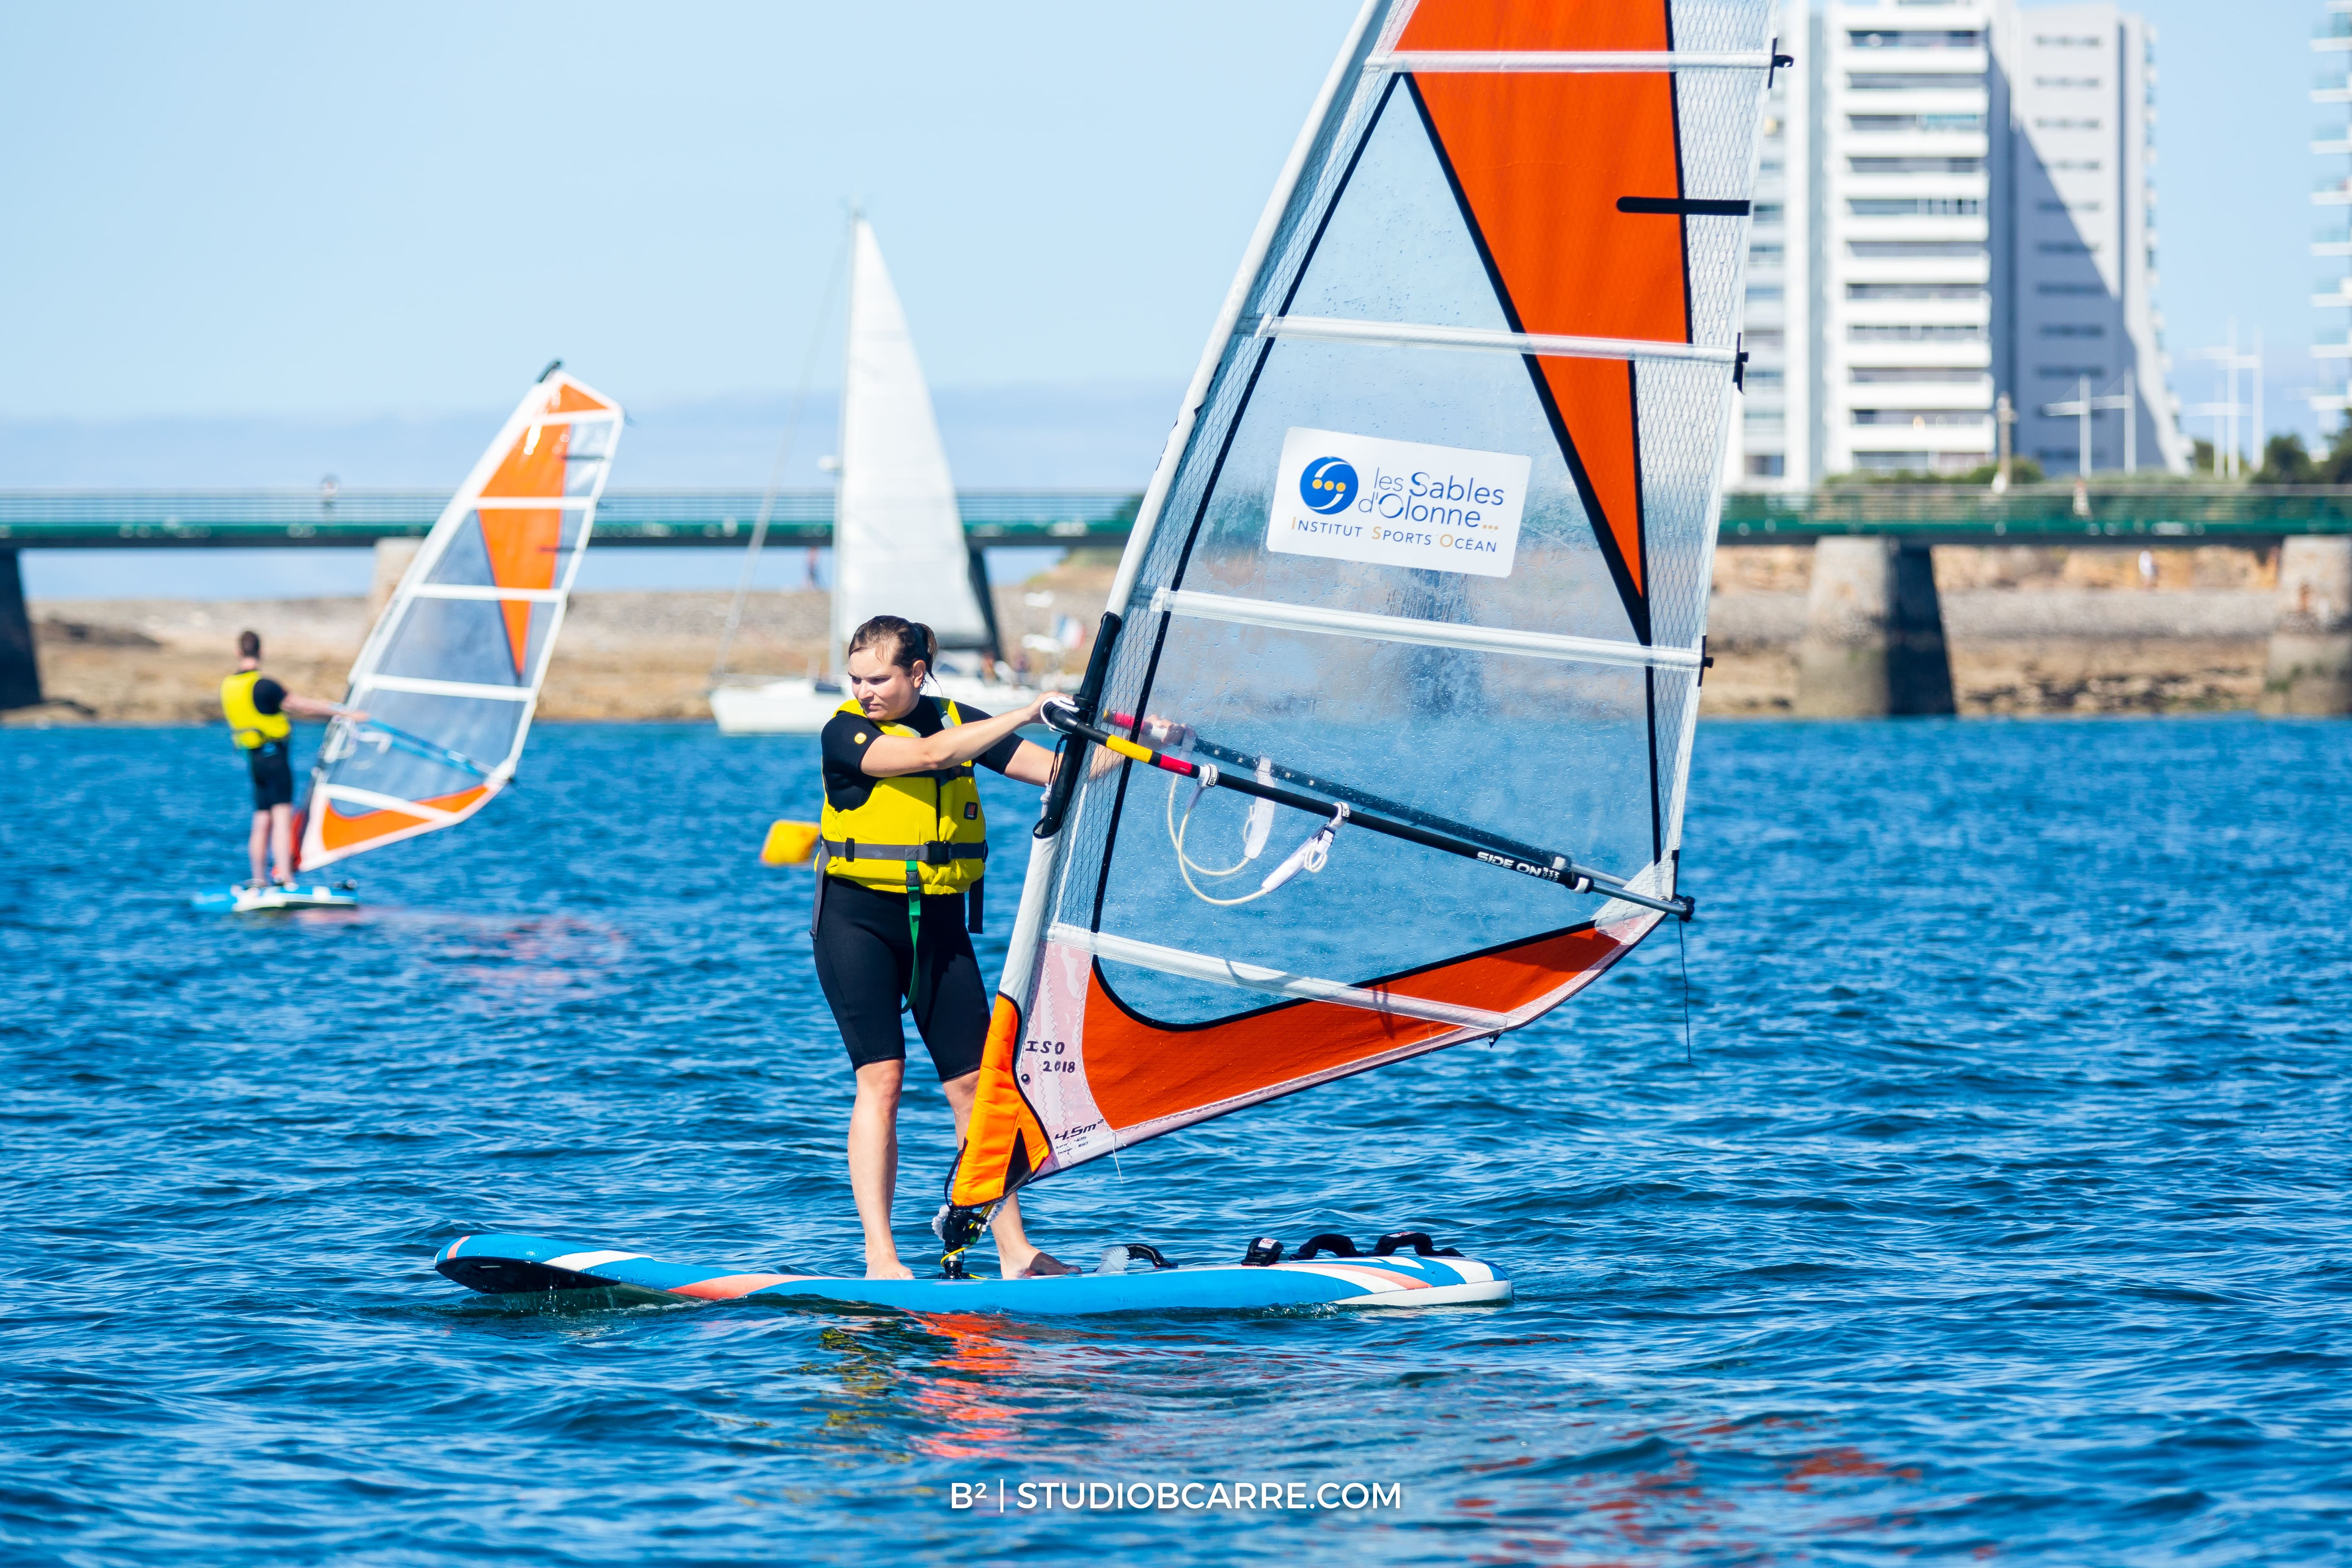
[
  {"xmin": 296, "ymin": 368, "xmax": 623, "ymax": 869},
  {"xmin": 941, "ymin": 0, "xmax": 1774, "ymax": 1249},
  {"xmin": 831, "ymin": 217, "xmax": 997, "ymax": 663}
]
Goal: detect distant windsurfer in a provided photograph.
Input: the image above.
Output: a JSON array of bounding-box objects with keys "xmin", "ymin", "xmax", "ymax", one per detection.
[
  {"xmin": 220, "ymin": 631, "xmax": 363, "ymax": 887},
  {"xmin": 814, "ymin": 614, "xmax": 1072, "ymax": 1281}
]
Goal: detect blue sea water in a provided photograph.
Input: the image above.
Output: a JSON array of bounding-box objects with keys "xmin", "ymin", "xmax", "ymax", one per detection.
[{"xmin": 3, "ymin": 718, "xmax": 2348, "ymax": 1565}]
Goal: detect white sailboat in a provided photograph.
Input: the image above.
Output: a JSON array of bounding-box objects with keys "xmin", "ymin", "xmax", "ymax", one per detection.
[{"xmin": 710, "ymin": 218, "xmax": 1033, "ymax": 734}]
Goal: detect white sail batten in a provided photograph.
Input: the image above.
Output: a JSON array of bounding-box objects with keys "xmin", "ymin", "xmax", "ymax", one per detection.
[
  {"xmin": 406, "ymin": 585, "xmax": 570, "ymax": 605},
  {"xmin": 1152, "ymin": 589, "xmax": 1704, "ymax": 671},
  {"xmin": 297, "ymin": 371, "xmax": 623, "ymax": 871},
  {"xmin": 1257, "ymin": 315, "xmax": 1739, "ymax": 365},
  {"xmin": 832, "ymin": 219, "xmax": 992, "ymax": 659},
  {"xmin": 357, "ymin": 675, "xmax": 542, "ymax": 703},
  {"xmin": 1053, "ymin": 925, "xmax": 1513, "ymax": 1032},
  {"xmin": 1368, "ymin": 49, "xmax": 1777, "ymax": 73}
]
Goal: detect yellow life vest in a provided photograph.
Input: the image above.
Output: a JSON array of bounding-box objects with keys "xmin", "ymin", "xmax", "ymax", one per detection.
[
  {"xmin": 220, "ymin": 670, "xmax": 292, "ymax": 750},
  {"xmin": 818, "ymin": 697, "xmax": 989, "ymax": 896}
]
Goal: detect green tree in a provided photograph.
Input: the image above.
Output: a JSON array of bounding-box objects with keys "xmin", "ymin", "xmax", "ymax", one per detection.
[
  {"xmin": 2317, "ymin": 424, "xmax": 2352, "ymax": 485},
  {"xmin": 2256, "ymin": 433, "xmax": 2317, "ymax": 485}
]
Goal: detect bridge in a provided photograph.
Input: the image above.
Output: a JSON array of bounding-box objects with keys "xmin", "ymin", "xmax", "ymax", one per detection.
[
  {"xmin": 2, "ymin": 485, "xmax": 2347, "ymax": 716},
  {"xmin": 1, "ymin": 484, "xmax": 2349, "ymax": 549},
  {"xmin": 0, "ymin": 488, "xmax": 1141, "ymax": 549}
]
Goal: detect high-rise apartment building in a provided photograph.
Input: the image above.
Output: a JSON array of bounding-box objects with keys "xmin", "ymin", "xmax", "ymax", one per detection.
[
  {"xmin": 1736, "ymin": 0, "xmax": 2184, "ymax": 487},
  {"xmin": 2006, "ymin": 6, "xmax": 2177, "ymax": 474}
]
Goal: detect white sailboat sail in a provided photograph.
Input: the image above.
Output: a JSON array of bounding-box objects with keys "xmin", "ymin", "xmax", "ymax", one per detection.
[
  {"xmin": 942, "ymin": 0, "xmax": 1773, "ymax": 1241},
  {"xmin": 297, "ymin": 368, "xmax": 623, "ymax": 869},
  {"xmin": 710, "ymin": 217, "xmax": 1021, "ymax": 733},
  {"xmin": 833, "ymin": 218, "xmax": 995, "ymax": 658}
]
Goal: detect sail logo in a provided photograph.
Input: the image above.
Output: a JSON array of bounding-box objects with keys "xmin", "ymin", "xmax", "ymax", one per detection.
[
  {"xmin": 1299, "ymin": 457, "xmax": 1358, "ymax": 514},
  {"xmin": 1268, "ymin": 427, "xmax": 1529, "ymax": 578}
]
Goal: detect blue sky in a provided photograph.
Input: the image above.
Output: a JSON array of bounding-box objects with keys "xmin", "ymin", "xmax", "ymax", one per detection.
[{"xmin": 0, "ymin": 0, "xmax": 2329, "ymax": 596}]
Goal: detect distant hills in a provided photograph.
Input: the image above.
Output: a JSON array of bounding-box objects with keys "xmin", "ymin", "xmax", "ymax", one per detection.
[{"xmin": 0, "ymin": 379, "xmax": 1184, "ymax": 489}]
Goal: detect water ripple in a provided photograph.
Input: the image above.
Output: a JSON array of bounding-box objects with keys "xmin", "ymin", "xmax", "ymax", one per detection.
[{"xmin": 3, "ymin": 718, "xmax": 2349, "ymax": 1563}]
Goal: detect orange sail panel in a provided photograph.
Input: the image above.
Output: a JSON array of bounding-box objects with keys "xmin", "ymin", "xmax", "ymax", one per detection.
[
  {"xmin": 1082, "ymin": 923, "xmax": 1642, "ymax": 1146},
  {"xmin": 1406, "ymin": 51, "xmax": 1687, "ymax": 607},
  {"xmin": 477, "ymin": 420, "xmax": 573, "ymax": 675},
  {"xmin": 295, "ymin": 371, "xmax": 625, "ymax": 872},
  {"xmin": 945, "ymin": 0, "xmax": 1768, "ymax": 1217}
]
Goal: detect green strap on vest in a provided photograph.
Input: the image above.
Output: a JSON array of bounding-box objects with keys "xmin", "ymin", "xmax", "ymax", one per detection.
[{"xmin": 904, "ymin": 862, "xmax": 925, "ymax": 1016}]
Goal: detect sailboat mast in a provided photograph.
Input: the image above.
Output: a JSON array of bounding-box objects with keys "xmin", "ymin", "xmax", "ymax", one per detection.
[{"xmin": 827, "ymin": 210, "xmax": 864, "ymax": 678}]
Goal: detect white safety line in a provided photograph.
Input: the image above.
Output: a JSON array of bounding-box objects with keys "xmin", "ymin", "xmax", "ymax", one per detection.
[
  {"xmin": 1259, "ymin": 314, "xmax": 1737, "ymax": 366},
  {"xmin": 1053, "ymin": 924, "xmax": 1512, "ymax": 1032},
  {"xmin": 405, "ymin": 584, "xmax": 569, "ymax": 603},
  {"xmin": 1152, "ymin": 589, "xmax": 1704, "ymax": 672},
  {"xmin": 1369, "ymin": 50, "xmax": 1776, "ymax": 73},
  {"xmin": 319, "ymin": 783, "xmax": 468, "ymax": 822},
  {"xmin": 359, "ymin": 674, "xmax": 536, "ymax": 702}
]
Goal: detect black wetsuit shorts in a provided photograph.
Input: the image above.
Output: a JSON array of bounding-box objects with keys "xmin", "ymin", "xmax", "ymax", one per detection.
[
  {"xmin": 247, "ymin": 740, "xmax": 295, "ymax": 810},
  {"xmin": 811, "ymin": 877, "xmax": 989, "ymax": 1080}
]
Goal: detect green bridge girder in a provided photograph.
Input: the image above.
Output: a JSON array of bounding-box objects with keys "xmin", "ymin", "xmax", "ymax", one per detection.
[{"xmin": 0, "ymin": 486, "xmax": 2346, "ymax": 549}]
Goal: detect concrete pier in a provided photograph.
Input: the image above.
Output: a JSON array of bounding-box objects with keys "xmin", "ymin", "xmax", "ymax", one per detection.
[
  {"xmin": 0, "ymin": 548, "xmax": 43, "ymax": 710},
  {"xmin": 2262, "ymin": 536, "xmax": 2352, "ymax": 716},
  {"xmin": 1793, "ymin": 538, "xmax": 1955, "ymax": 717}
]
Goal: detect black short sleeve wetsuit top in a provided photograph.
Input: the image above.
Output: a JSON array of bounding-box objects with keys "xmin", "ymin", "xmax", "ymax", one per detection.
[
  {"xmin": 818, "ymin": 697, "xmax": 1022, "ymax": 811},
  {"xmin": 812, "ymin": 696, "xmax": 1025, "ymax": 1081},
  {"xmin": 246, "ymin": 677, "xmax": 296, "ymax": 809}
]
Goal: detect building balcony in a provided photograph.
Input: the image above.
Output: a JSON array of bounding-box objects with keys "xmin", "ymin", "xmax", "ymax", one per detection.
[
  {"xmin": 1837, "ymin": 132, "xmax": 1991, "ymax": 156},
  {"xmin": 1842, "ymin": 294, "xmax": 1992, "ymax": 320},
  {"xmin": 1839, "ymin": 257, "xmax": 1993, "ymax": 284},
  {"xmin": 1842, "ymin": 343, "xmax": 1994, "ymax": 369},
  {"xmin": 1841, "ymin": 382, "xmax": 1993, "ymax": 410}
]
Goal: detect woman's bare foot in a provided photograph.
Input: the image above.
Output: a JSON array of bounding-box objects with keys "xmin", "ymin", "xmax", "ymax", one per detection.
[
  {"xmin": 1007, "ymin": 1250, "xmax": 1074, "ymax": 1278},
  {"xmin": 864, "ymin": 1257, "xmax": 915, "ymax": 1280}
]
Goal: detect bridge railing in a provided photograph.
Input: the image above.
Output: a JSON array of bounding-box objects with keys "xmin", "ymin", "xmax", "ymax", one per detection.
[
  {"xmin": 1723, "ymin": 485, "xmax": 2352, "ymax": 541},
  {"xmin": 0, "ymin": 489, "xmax": 1142, "ymax": 548},
  {"xmin": 1, "ymin": 485, "xmax": 2349, "ymax": 548}
]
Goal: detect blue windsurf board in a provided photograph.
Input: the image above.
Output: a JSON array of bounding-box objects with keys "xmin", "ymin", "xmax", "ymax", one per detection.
[
  {"xmin": 435, "ymin": 1231, "xmax": 1510, "ymax": 1316},
  {"xmin": 192, "ymin": 883, "xmax": 359, "ymax": 913}
]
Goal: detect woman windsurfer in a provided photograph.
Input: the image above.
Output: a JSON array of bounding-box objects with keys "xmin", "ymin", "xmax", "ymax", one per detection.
[{"xmin": 812, "ymin": 615, "xmax": 1071, "ymax": 1280}]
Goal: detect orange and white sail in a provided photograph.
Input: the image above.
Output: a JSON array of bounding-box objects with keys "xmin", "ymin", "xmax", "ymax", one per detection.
[
  {"xmin": 297, "ymin": 369, "xmax": 623, "ymax": 870},
  {"xmin": 942, "ymin": 0, "xmax": 1775, "ymax": 1229}
]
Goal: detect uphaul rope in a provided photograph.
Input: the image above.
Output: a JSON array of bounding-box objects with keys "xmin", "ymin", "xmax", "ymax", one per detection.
[{"xmin": 1041, "ymin": 701, "xmax": 1692, "ymax": 920}]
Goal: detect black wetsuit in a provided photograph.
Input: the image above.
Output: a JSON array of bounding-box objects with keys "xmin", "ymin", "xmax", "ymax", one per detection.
[
  {"xmin": 811, "ymin": 699, "xmax": 1022, "ymax": 1080},
  {"xmin": 245, "ymin": 678, "xmax": 295, "ymax": 810}
]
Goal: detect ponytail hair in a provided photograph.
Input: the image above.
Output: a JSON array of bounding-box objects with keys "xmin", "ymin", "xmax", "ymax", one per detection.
[{"xmin": 846, "ymin": 614, "xmax": 936, "ymax": 677}]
